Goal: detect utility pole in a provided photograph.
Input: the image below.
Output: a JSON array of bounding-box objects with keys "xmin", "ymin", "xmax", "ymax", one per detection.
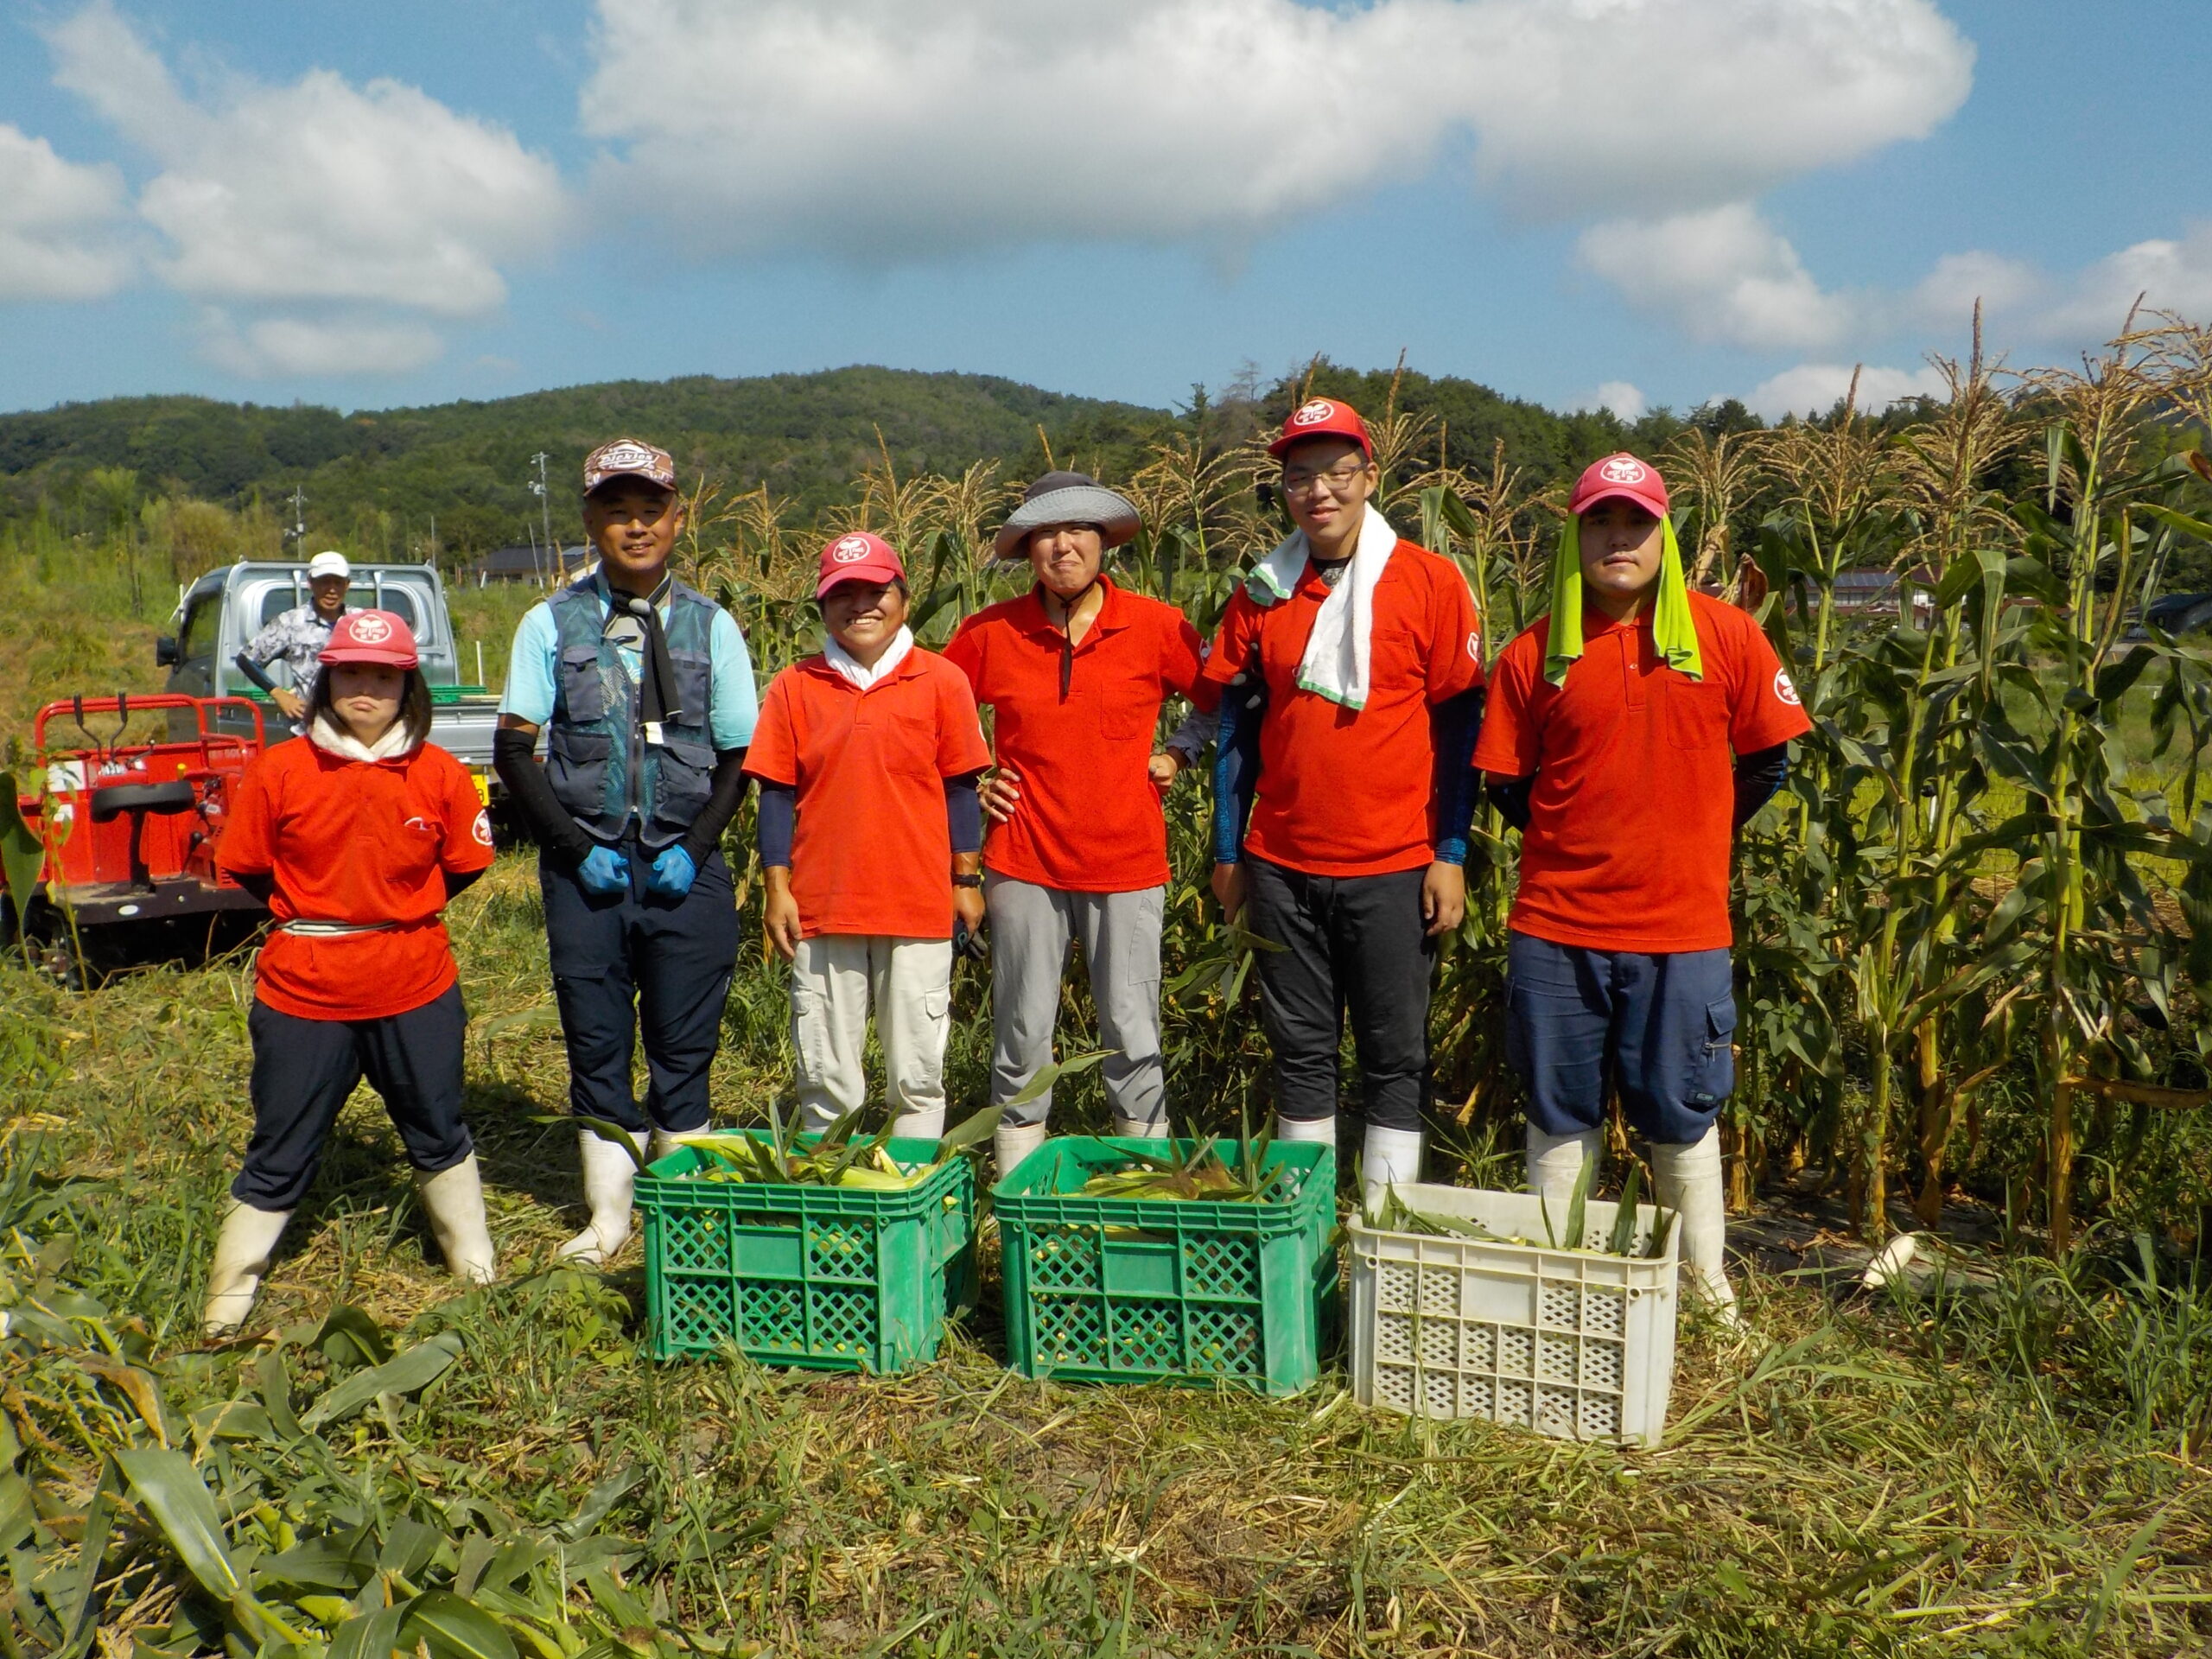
[
  {"xmin": 530, "ymin": 451, "xmax": 556, "ymax": 585},
  {"xmin": 287, "ymin": 484, "xmax": 307, "ymax": 550}
]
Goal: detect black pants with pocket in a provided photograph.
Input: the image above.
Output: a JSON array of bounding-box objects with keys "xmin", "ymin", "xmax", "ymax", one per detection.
[
  {"xmin": 539, "ymin": 840, "xmax": 739, "ymax": 1135},
  {"xmin": 1246, "ymin": 857, "xmax": 1435, "ymax": 1133},
  {"xmin": 233, "ymin": 982, "xmax": 472, "ymax": 1211}
]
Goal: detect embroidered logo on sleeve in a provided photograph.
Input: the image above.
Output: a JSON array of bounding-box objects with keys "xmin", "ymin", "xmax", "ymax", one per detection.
[
  {"xmin": 1467, "ymin": 630, "xmax": 1482, "ymax": 661},
  {"xmin": 1774, "ymin": 669, "xmax": 1802, "ymax": 707},
  {"xmin": 473, "ymin": 810, "xmax": 494, "ymax": 847}
]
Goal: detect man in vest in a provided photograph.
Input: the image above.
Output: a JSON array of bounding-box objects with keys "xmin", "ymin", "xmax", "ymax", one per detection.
[{"xmin": 493, "ymin": 438, "xmax": 760, "ymax": 1264}]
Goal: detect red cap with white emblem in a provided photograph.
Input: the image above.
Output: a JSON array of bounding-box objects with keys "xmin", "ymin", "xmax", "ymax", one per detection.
[
  {"xmin": 1569, "ymin": 452, "xmax": 1670, "ymax": 518},
  {"xmin": 318, "ymin": 609, "xmax": 418, "ymax": 668},
  {"xmin": 1268, "ymin": 397, "xmax": 1374, "ymax": 459},
  {"xmin": 815, "ymin": 531, "xmax": 908, "ymax": 599}
]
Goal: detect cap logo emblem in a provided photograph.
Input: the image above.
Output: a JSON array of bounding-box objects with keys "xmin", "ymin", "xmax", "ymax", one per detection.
[
  {"xmin": 831, "ymin": 535, "xmax": 874, "ymax": 563},
  {"xmin": 348, "ymin": 614, "xmax": 392, "ymax": 645},
  {"xmin": 1599, "ymin": 456, "xmax": 1649, "ymax": 485},
  {"xmin": 1774, "ymin": 669, "xmax": 1802, "ymax": 707},
  {"xmin": 1291, "ymin": 399, "xmax": 1337, "ymax": 427},
  {"xmin": 599, "ymin": 442, "xmax": 655, "ymax": 471}
]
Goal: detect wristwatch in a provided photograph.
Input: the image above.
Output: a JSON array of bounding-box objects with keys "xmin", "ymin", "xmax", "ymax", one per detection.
[{"xmin": 951, "ymin": 874, "xmax": 983, "ymax": 889}]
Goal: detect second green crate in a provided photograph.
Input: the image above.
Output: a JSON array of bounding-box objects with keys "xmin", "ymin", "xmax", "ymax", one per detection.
[{"xmin": 993, "ymin": 1137, "xmax": 1338, "ymax": 1396}]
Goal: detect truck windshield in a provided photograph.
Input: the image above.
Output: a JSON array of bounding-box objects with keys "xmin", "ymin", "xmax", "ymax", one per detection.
[{"xmin": 257, "ymin": 586, "xmax": 419, "ymax": 631}]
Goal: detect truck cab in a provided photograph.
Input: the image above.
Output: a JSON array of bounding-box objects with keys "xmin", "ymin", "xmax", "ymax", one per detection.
[{"xmin": 158, "ymin": 560, "xmax": 503, "ymax": 794}]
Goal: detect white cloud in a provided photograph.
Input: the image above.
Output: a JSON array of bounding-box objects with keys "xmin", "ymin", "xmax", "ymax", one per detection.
[
  {"xmin": 1746, "ymin": 361, "xmax": 1949, "ymax": 421},
  {"xmin": 2034, "ymin": 222, "xmax": 2212, "ymax": 342},
  {"xmin": 47, "ymin": 1, "xmax": 568, "ymax": 373},
  {"xmin": 0, "ymin": 123, "xmax": 132, "ymax": 302},
  {"xmin": 1907, "ymin": 249, "xmax": 2044, "ymax": 334},
  {"xmin": 1580, "ymin": 380, "xmax": 1649, "ymax": 419},
  {"xmin": 580, "ymin": 0, "xmax": 1973, "ymax": 257},
  {"xmin": 197, "ymin": 312, "xmax": 444, "ymax": 378},
  {"xmin": 1577, "ymin": 203, "xmax": 1858, "ymax": 351}
]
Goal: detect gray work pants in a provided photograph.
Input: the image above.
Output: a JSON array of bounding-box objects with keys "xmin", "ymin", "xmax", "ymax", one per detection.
[{"xmin": 984, "ymin": 874, "xmax": 1166, "ymax": 1130}]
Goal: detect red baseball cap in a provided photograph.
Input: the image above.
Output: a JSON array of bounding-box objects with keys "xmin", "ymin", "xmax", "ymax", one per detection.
[
  {"xmin": 816, "ymin": 531, "xmax": 908, "ymax": 599},
  {"xmin": 318, "ymin": 609, "xmax": 418, "ymax": 668},
  {"xmin": 1268, "ymin": 397, "xmax": 1374, "ymax": 459},
  {"xmin": 1570, "ymin": 453, "xmax": 1670, "ymax": 518}
]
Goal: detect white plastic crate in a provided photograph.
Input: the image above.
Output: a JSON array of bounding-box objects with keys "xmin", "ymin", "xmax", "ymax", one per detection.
[{"xmin": 1349, "ymin": 1184, "xmax": 1679, "ymax": 1446}]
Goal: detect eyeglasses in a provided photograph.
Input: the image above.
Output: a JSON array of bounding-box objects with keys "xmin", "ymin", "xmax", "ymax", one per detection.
[{"xmin": 1281, "ymin": 460, "xmax": 1370, "ymax": 498}]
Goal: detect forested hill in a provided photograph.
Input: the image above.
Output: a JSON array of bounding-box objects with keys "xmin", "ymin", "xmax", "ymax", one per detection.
[{"xmin": 0, "ymin": 361, "xmax": 1695, "ymax": 556}]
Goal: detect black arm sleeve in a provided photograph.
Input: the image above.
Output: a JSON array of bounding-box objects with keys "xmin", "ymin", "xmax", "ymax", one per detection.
[
  {"xmin": 756, "ymin": 781, "xmax": 796, "ymax": 868},
  {"xmin": 1488, "ymin": 773, "xmax": 1535, "ymax": 832},
  {"xmin": 680, "ymin": 747, "xmax": 753, "ymax": 866},
  {"xmin": 230, "ymin": 870, "xmax": 276, "ymax": 904},
  {"xmin": 1211, "ymin": 677, "xmax": 1265, "ymax": 864},
  {"xmin": 1429, "ymin": 689, "xmax": 1483, "ymax": 864},
  {"xmin": 232, "ymin": 651, "xmax": 278, "ymax": 694},
  {"xmin": 492, "ymin": 725, "xmax": 590, "ymax": 867},
  {"xmin": 946, "ymin": 772, "xmax": 984, "ymax": 855},
  {"xmin": 442, "ymin": 868, "xmax": 485, "ymax": 902},
  {"xmin": 1732, "ymin": 742, "xmax": 1790, "ymax": 828}
]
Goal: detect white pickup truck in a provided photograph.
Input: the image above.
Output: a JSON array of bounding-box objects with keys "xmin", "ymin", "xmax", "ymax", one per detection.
[{"xmin": 156, "ymin": 560, "xmax": 504, "ymax": 799}]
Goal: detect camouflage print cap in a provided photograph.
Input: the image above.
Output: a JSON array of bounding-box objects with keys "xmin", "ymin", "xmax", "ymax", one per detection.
[{"xmin": 582, "ymin": 436, "xmax": 677, "ymax": 495}]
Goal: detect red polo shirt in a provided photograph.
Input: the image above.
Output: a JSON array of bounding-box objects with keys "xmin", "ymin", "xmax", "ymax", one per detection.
[
  {"xmin": 943, "ymin": 578, "xmax": 1217, "ymax": 893},
  {"xmin": 1202, "ymin": 540, "xmax": 1484, "ymax": 877},
  {"xmin": 219, "ymin": 736, "xmax": 495, "ymax": 1020},
  {"xmin": 1474, "ymin": 591, "xmax": 1812, "ymax": 953},
  {"xmin": 744, "ymin": 648, "xmax": 992, "ymax": 939}
]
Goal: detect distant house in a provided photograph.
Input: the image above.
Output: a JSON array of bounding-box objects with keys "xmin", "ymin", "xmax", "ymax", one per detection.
[
  {"xmin": 1787, "ymin": 567, "xmax": 1936, "ymax": 619},
  {"xmin": 461, "ymin": 544, "xmax": 594, "ymax": 587}
]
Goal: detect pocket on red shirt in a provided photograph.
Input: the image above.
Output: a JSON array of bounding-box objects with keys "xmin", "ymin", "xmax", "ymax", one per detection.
[
  {"xmin": 1097, "ymin": 697, "xmax": 1151, "ymax": 742},
  {"xmin": 1665, "ymin": 680, "xmax": 1730, "ymax": 752}
]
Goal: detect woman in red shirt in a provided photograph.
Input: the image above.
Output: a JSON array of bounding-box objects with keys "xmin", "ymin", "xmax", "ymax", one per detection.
[
  {"xmin": 944, "ymin": 472, "xmax": 1218, "ymax": 1174},
  {"xmin": 206, "ymin": 611, "xmax": 498, "ymax": 1335}
]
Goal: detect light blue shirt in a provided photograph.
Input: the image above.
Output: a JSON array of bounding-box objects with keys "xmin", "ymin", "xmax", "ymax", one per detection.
[{"xmin": 500, "ymin": 581, "xmax": 760, "ymax": 750}]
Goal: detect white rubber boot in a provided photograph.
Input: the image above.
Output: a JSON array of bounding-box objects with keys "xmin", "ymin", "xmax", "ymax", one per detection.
[
  {"xmin": 888, "ymin": 1106, "xmax": 946, "ymax": 1141},
  {"xmin": 203, "ymin": 1199, "xmax": 291, "ymax": 1337},
  {"xmin": 416, "ymin": 1154, "xmax": 497, "ymax": 1286},
  {"xmin": 993, "ymin": 1120, "xmax": 1050, "ymax": 1180},
  {"xmin": 1526, "ymin": 1126, "xmax": 1603, "ymax": 1224},
  {"xmin": 1273, "ymin": 1115, "xmax": 1336, "ymax": 1144},
  {"xmin": 1361, "ymin": 1125, "xmax": 1425, "ymax": 1216},
  {"xmin": 649, "ymin": 1128, "xmax": 686, "ymax": 1166},
  {"xmin": 558, "ymin": 1132, "xmax": 638, "ymax": 1266},
  {"xmin": 1652, "ymin": 1125, "xmax": 1740, "ymax": 1322},
  {"xmin": 1111, "ymin": 1114, "xmax": 1168, "ymax": 1140}
]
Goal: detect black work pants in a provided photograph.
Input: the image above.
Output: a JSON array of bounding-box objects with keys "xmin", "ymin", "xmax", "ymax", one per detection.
[
  {"xmin": 539, "ymin": 841, "xmax": 739, "ymax": 1135},
  {"xmin": 233, "ymin": 983, "xmax": 471, "ymax": 1211},
  {"xmin": 1246, "ymin": 857, "xmax": 1434, "ymax": 1133}
]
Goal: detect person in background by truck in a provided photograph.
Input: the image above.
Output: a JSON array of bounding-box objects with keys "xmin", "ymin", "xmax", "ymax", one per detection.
[
  {"xmin": 493, "ymin": 438, "xmax": 759, "ymax": 1267},
  {"xmin": 1474, "ymin": 453, "xmax": 1810, "ymax": 1321},
  {"xmin": 233, "ymin": 550, "xmax": 353, "ymax": 731},
  {"xmin": 204, "ymin": 610, "xmax": 499, "ymax": 1336}
]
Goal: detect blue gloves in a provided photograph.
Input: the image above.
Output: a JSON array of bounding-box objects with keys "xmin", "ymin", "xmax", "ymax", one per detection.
[
  {"xmin": 577, "ymin": 845, "xmax": 630, "ymax": 897},
  {"xmin": 648, "ymin": 844, "xmax": 697, "ymax": 899}
]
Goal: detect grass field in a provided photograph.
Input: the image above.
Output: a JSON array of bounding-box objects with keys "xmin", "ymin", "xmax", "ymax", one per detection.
[{"xmin": 6, "ymin": 524, "xmax": 2212, "ymax": 1656}]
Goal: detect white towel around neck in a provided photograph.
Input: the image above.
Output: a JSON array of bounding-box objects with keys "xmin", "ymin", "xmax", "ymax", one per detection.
[
  {"xmin": 823, "ymin": 625, "xmax": 914, "ymax": 690},
  {"xmin": 1243, "ymin": 502, "xmax": 1398, "ymax": 710},
  {"xmin": 308, "ymin": 711, "xmax": 420, "ymax": 763}
]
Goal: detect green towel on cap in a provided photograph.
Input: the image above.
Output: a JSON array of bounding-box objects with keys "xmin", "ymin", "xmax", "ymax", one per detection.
[{"xmin": 1544, "ymin": 513, "xmax": 1704, "ymax": 688}]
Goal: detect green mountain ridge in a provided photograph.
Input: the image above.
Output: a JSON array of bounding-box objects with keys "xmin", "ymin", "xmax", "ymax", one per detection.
[{"xmin": 0, "ymin": 361, "xmax": 1691, "ymax": 556}]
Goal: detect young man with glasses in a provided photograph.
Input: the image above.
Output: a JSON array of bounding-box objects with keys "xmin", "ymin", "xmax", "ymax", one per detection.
[{"xmin": 1204, "ymin": 398, "xmax": 1484, "ymax": 1208}]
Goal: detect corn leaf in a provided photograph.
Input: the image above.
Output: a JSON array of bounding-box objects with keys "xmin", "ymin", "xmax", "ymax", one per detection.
[
  {"xmin": 301, "ymin": 1332, "xmax": 463, "ymax": 1431},
  {"xmin": 1607, "ymin": 1161, "xmax": 1643, "ymax": 1259},
  {"xmin": 0, "ymin": 777, "xmax": 43, "ymax": 947},
  {"xmin": 1000, "ymin": 1048, "xmax": 1116, "ymax": 1111},
  {"xmin": 328, "ymin": 1603, "xmax": 410, "ymax": 1659},
  {"xmin": 930, "ymin": 1102, "xmax": 1003, "ymax": 1162},
  {"xmin": 114, "ymin": 1447, "xmax": 241, "ymax": 1601},
  {"xmin": 402, "ymin": 1590, "xmax": 520, "ymax": 1659},
  {"xmin": 535, "ymin": 1115, "xmax": 646, "ymax": 1171}
]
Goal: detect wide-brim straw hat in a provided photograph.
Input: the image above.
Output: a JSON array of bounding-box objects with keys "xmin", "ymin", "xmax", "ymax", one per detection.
[{"xmin": 991, "ymin": 471, "xmax": 1142, "ymax": 560}]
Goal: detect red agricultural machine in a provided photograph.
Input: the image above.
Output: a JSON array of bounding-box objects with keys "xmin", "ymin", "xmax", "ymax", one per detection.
[{"xmin": 3, "ymin": 694, "xmax": 270, "ymax": 976}]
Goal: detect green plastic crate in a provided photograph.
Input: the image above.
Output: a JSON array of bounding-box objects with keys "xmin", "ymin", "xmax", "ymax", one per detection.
[
  {"xmin": 994, "ymin": 1137, "xmax": 1339, "ymax": 1396},
  {"xmin": 638, "ymin": 1134, "xmax": 978, "ymax": 1370}
]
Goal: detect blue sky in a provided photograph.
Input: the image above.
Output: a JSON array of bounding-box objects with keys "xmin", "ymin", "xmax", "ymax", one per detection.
[{"xmin": 1, "ymin": 1, "xmax": 2205, "ymax": 423}]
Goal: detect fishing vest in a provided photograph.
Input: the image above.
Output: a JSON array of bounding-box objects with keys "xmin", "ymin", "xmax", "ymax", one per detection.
[{"xmin": 544, "ymin": 575, "xmax": 720, "ymax": 849}]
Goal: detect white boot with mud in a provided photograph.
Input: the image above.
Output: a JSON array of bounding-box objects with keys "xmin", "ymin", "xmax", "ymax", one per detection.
[
  {"xmin": 1526, "ymin": 1126, "xmax": 1603, "ymax": 1230},
  {"xmin": 993, "ymin": 1121, "xmax": 1049, "ymax": 1179},
  {"xmin": 417, "ymin": 1154, "xmax": 498, "ymax": 1285},
  {"xmin": 203, "ymin": 1200, "xmax": 291, "ymax": 1337},
  {"xmin": 1652, "ymin": 1126, "xmax": 1741, "ymax": 1325},
  {"xmin": 559, "ymin": 1132, "xmax": 638, "ymax": 1266},
  {"xmin": 1361, "ymin": 1125, "xmax": 1425, "ymax": 1216}
]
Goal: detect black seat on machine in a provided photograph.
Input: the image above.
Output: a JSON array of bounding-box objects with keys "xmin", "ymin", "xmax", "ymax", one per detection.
[{"xmin": 90, "ymin": 780, "xmax": 199, "ymax": 822}]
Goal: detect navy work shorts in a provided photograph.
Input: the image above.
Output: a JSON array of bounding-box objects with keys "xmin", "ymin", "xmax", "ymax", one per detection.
[{"xmin": 1504, "ymin": 931, "xmax": 1736, "ymax": 1147}]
